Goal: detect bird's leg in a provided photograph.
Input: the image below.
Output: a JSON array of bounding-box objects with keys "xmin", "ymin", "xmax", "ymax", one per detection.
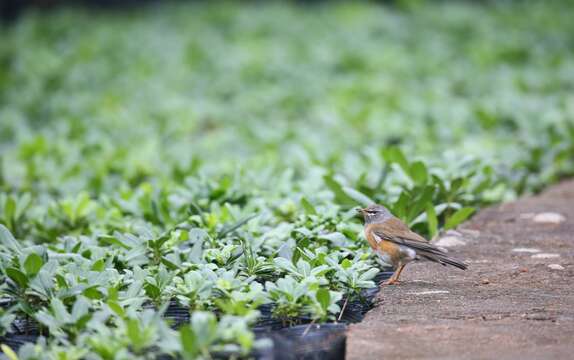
[
  {"xmin": 394, "ymin": 263, "xmax": 406, "ymax": 281},
  {"xmin": 384, "ymin": 263, "xmax": 406, "ymax": 285}
]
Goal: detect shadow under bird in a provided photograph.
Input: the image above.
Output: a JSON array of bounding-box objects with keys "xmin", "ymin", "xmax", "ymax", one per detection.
[{"xmin": 358, "ymin": 204, "xmax": 467, "ymax": 285}]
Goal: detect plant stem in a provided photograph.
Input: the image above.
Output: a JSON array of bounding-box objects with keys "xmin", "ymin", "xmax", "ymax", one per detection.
[
  {"xmin": 302, "ymin": 318, "xmax": 316, "ymax": 337},
  {"xmin": 338, "ymin": 296, "xmax": 349, "ymax": 322}
]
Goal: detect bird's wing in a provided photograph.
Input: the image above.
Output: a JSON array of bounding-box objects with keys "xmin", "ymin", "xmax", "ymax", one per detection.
[
  {"xmin": 373, "ymin": 217, "xmax": 445, "ymax": 256},
  {"xmin": 372, "ymin": 217, "xmax": 468, "ymax": 270}
]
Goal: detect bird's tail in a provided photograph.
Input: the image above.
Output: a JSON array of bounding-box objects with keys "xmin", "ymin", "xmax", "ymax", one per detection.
[
  {"xmin": 397, "ymin": 237, "xmax": 468, "ymax": 270},
  {"xmin": 437, "ymin": 255, "xmax": 468, "ymax": 270},
  {"xmin": 420, "ymin": 252, "xmax": 468, "ymax": 270}
]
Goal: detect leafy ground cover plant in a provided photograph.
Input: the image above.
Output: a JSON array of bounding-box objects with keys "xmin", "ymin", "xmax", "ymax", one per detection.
[{"xmin": 1, "ymin": 0, "xmax": 574, "ymax": 358}]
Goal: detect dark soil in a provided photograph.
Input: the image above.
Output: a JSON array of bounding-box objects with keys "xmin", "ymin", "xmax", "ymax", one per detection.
[{"xmin": 347, "ymin": 180, "xmax": 574, "ymax": 360}]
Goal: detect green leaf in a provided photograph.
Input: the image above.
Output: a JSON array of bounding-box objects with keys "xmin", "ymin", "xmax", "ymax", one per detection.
[
  {"xmin": 188, "ymin": 228, "xmax": 207, "ymax": 263},
  {"xmin": 426, "ymin": 203, "xmax": 438, "ymax": 238},
  {"xmin": 97, "ymin": 235, "xmax": 131, "ymax": 250},
  {"xmin": 55, "ymin": 274, "xmax": 68, "ymax": 289},
  {"xmin": 381, "ymin": 147, "xmax": 409, "ymax": 174},
  {"xmin": 341, "ymin": 259, "xmax": 352, "ymax": 269},
  {"xmin": 91, "ymin": 258, "xmax": 105, "ymax": 272},
  {"xmin": 126, "ymin": 318, "xmax": 144, "ymax": 351},
  {"xmin": 71, "ymin": 242, "xmax": 82, "ymax": 253},
  {"xmin": 392, "ymin": 191, "xmax": 411, "ymax": 220},
  {"xmin": 1, "ymin": 344, "xmax": 19, "ymax": 360},
  {"xmin": 4, "ymin": 196, "xmax": 16, "ymax": 222},
  {"xmin": 409, "ymin": 161, "xmax": 428, "ymax": 185},
  {"xmin": 434, "ymin": 202, "xmax": 462, "ymax": 215},
  {"xmin": 316, "ymin": 288, "xmax": 330, "ymax": 310},
  {"xmin": 406, "ymin": 186, "xmax": 434, "ymax": 223},
  {"xmin": 450, "ymin": 178, "xmax": 465, "ymax": 194},
  {"xmin": 217, "ymin": 214, "xmax": 257, "ymax": 239},
  {"xmin": 161, "ymin": 257, "xmax": 179, "ymax": 271},
  {"xmin": 180, "ymin": 326, "xmax": 198, "ymax": 359},
  {"xmin": 0, "ymin": 225, "xmax": 21, "ymax": 253},
  {"xmin": 432, "ymin": 175, "xmax": 447, "ymax": 195},
  {"xmin": 190, "ymin": 312, "xmax": 217, "ymax": 349},
  {"xmin": 144, "ymin": 282, "xmax": 161, "ymax": 300},
  {"xmin": 150, "ymin": 233, "xmax": 170, "ymax": 250},
  {"xmin": 83, "ymin": 286, "xmax": 103, "ymax": 300},
  {"xmin": 71, "ymin": 297, "xmax": 90, "ymax": 320},
  {"xmin": 474, "ymin": 177, "xmax": 493, "ymax": 194},
  {"xmin": 14, "ymin": 193, "xmax": 32, "ymax": 220},
  {"xmin": 188, "ymin": 202, "xmax": 203, "ymax": 216},
  {"xmin": 75, "ymin": 314, "xmax": 92, "ymax": 331},
  {"xmin": 300, "ymin": 197, "xmax": 317, "ymax": 215},
  {"xmin": 323, "ymin": 174, "xmax": 355, "ymax": 206},
  {"xmin": 107, "ymin": 301, "xmax": 125, "ymax": 317},
  {"xmin": 444, "ymin": 207, "xmax": 475, "ymax": 230},
  {"xmin": 51, "ymin": 298, "xmax": 72, "ymax": 323},
  {"xmin": 6, "ymin": 268, "xmax": 28, "ymax": 288},
  {"xmin": 318, "ymin": 232, "xmax": 348, "ymax": 247},
  {"xmin": 358, "ymin": 268, "xmax": 379, "ymax": 282},
  {"xmin": 23, "ymin": 253, "xmax": 44, "ymax": 277},
  {"xmin": 342, "ymin": 187, "xmax": 374, "ymax": 207}
]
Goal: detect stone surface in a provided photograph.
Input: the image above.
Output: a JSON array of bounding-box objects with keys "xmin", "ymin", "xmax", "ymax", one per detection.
[
  {"xmin": 519, "ymin": 212, "xmax": 536, "ymax": 219},
  {"xmin": 531, "ymin": 253, "xmax": 561, "ymax": 259},
  {"xmin": 459, "ymin": 229, "xmax": 481, "ymax": 238},
  {"xmin": 512, "ymin": 247, "xmax": 541, "ymax": 253},
  {"xmin": 532, "ymin": 212, "xmax": 566, "ymax": 224},
  {"xmin": 408, "ymin": 290, "xmax": 450, "ymax": 295},
  {"xmin": 347, "ymin": 180, "xmax": 574, "ymax": 360},
  {"xmin": 434, "ymin": 235, "xmax": 466, "ymax": 248},
  {"xmin": 548, "ymin": 264, "xmax": 565, "ymax": 270}
]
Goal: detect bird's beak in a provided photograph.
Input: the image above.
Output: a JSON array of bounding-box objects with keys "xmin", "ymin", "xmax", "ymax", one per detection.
[{"xmin": 356, "ymin": 208, "xmax": 366, "ymax": 215}]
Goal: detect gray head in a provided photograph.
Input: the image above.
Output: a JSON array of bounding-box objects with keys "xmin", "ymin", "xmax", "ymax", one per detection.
[{"xmin": 357, "ymin": 204, "xmax": 393, "ymax": 224}]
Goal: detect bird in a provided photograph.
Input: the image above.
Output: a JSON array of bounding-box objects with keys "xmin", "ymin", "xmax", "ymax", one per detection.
[{"xmin": 358, "ymin": 204, "xmax": 467, "ymax": 285}]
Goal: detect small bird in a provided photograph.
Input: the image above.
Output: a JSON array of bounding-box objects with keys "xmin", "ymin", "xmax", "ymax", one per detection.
[{"xmin": 358, "ymin": 204, "xmax": 467, "ymax": 285}]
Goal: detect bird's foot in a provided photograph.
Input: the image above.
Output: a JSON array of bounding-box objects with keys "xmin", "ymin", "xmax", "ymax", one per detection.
[{"xmin": 383, "ymin": 279, "xmax": 401, "ymax": 286}]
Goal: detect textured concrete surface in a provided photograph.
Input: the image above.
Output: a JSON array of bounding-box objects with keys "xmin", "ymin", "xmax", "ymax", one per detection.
[{"xmin": 347, "ymin": 180, "xmax": 574, "ymax": 360}]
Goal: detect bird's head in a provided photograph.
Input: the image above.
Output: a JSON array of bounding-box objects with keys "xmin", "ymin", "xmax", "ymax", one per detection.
[{"xmin": 357, "ymin": 204, "xmax": 393, "ymax": 224}]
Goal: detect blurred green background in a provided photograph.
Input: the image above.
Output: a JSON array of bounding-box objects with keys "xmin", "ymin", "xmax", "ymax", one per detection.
[{"xmin": 2, "ymin": 1, "xmax": 574, "ymax": 196}]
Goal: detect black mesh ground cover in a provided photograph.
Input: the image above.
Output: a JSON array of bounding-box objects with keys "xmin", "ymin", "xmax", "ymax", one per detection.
[
  {"xmin": 259, "ymin": 323, "xmax": 347, "ymax": 360},
  {"xmin": 0, "ymin": 271, "xmax": 393, "ymax": 358}
]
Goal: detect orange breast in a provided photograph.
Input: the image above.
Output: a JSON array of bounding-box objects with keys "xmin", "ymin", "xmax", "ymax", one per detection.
[
  {"xmin": 364, "ymin": 226, "xmax": 379, "ymax": 250},
  {"xmin": 365, "ymin": 225, "xmax": 401, "ymax": 265},
  {"xmin": 379, "ymin": 240, "xmax": 402, "ymax": 264}
]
